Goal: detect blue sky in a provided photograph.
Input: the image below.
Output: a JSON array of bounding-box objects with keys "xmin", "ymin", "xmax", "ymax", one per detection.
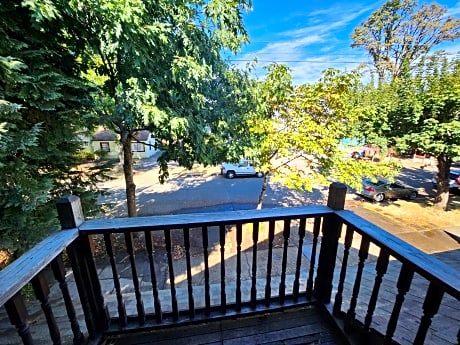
[{"xmin": 229, "ymin": 0, "xmax": 460, "ymax": 84}]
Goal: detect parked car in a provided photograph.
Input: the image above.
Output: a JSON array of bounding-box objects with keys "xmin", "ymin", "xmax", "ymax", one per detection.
[
  {"xmin": 431, "ymin": 169, "xmax": 460, "ymax": 193},
  {"xmin": 358, "ymin": 178, "xmax": 418, "ymax": 202},
  {"xmin": 221, "ymin": 159, "xmax": 264, "ymax": 179}
]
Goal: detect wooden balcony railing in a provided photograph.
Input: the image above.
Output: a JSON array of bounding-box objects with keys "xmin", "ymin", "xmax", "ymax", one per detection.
[{"xmin": 0, "ymin": 183, "xmax": 459, "ymax": 345}]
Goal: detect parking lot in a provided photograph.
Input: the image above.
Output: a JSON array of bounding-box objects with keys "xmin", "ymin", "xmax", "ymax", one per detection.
[{"xmin": 98, "ymin": 155, "xmax": 444, "ymax": 216}]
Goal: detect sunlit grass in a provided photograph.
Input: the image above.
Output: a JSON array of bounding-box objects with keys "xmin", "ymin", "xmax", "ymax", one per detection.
[{"xmin": 362, "ymin": 197, "xmax": 460, "ymax": 232}]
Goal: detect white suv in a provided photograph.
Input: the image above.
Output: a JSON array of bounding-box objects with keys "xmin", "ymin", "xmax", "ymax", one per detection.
[{"xmin": 221, "ymin": 159, "xmax": 264, "ymax": 179}]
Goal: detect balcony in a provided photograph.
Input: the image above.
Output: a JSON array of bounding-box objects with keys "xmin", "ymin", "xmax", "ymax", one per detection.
[{"xmin": 0, "ymin": 183, "xmax": 459, "ymax": 345}]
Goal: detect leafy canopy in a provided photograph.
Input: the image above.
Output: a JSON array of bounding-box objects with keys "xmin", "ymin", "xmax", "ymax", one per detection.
[
  {"xmin": 63, "ymin": 0, "xmax": 253, "ymax": 216},
  {"xmin": 242, "ymin": 64, "xmax": 400, "ymax": 206},
  {"xmin": 351, "ymin": 0, "xmax": 460, "ymax": 81}
]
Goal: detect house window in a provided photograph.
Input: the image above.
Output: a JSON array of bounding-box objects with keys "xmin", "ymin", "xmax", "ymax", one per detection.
[
  {"xmin": 131, "ymin": 142, "xmax": 145, "ymax": 152},
  {"xmin": 100, "ymin": 142, "xmax": 110, "ymax": 152}
]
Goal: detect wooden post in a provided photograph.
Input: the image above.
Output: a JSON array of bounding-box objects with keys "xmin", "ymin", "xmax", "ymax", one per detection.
[
  {"xmin": 56, "ymin": 196, "xmax": 109, "ymax": 340},
  {"xmin": 314, "ymin": 182, "xmax": 347, "ymax": 303},
  {"xmin": 56, "ymin": 195, "xmax": 85, "ymax": 229},
  {"xmin": 326, "ymin": 182, "xmax": 347, "ymax": 211}
]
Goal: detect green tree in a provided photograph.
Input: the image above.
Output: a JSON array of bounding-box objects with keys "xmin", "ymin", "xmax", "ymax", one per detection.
[
  {"xmin": 0, "ymin": 1, "xmax": 105, "ymax": 255},
  {"xmin": 389, "ymin": 56, "xmax": 460, "ymax": 210},
  {"xmin": 247, "ymin": 64, "xmax": 400, "ymax": 208},
  {"xmin": 351, "ymin": 0, "xmax": 460, "ymax": 81},
  {"xmin": 352, "ymin": 73, "xmax": 396, "ymax": 152},
  {"xmin": 66, "ymin": 0, "xmax": 252, "ymax": 217}
]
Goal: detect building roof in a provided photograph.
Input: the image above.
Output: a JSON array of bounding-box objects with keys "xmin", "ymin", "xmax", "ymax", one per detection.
[
  {"xmin": 132, "ymin": 130, "xmax": 151, "ymax": 141},
  {"xmin": 92, "ymin": 129, "xmax": 151, "ymax": 142},
  {"xmin": 93, "ymin": 129, "xmax": 117, "ymax": 141}
]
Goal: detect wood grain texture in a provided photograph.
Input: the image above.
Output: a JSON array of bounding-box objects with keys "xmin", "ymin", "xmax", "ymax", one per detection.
[
  {"xmin": 79, "ymin": 205, "xmax": 333, "ymax": 233},
  {"xmin": 0, "ymin": 228, "xmax": 79, "ymax": 306},
  {"xmin": 102, "ymin": 306, "xmax": 345, "ymax": 345}
]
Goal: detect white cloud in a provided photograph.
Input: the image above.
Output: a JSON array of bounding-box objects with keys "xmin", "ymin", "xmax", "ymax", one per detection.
[
  {"xmin": 447, "ymin": 1, "xmax": 460, "ymax": 15},
  {"xmin": 232, "ymin": 2, "xmax": 381, "ymax": 84},
  {"xmin": 232, "ymin": 0, "xmax": 459, "ymax": 84}
]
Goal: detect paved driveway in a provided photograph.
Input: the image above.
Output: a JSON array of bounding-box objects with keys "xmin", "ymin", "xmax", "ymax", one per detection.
[
  {"xmin": 98, "ymin": 157, "xmax": 331, "ymax": 217},
  {"xmin": 97, "ymin": 156, "xmax": 440, "ymax": 217}
]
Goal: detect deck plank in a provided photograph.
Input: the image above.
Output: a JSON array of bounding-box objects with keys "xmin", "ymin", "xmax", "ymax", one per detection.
[{"xmin": 103, "ymin": 307, "xmax": 345, "ymax": 345}]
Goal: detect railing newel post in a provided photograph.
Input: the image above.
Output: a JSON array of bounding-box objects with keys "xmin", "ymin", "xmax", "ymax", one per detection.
[
  {"xmin": 314, "ymin": 182, "xmax": 347, "ymax": 303},
  {"xmin": 56, "ymin": 195, "xmax": 85, "ymax": 229},
  {"xmin": 56, "ymin": 195, "xmax": 109, "ymax": 339}
]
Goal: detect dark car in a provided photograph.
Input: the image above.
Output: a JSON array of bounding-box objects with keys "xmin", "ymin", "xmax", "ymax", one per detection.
[
  {"xmin": 431, "ymin": 169, "xmax": 460, "ymax": 193},
  {"xmin": 358, "ymin": 178, "xmax": 418, "ymax": 202}
]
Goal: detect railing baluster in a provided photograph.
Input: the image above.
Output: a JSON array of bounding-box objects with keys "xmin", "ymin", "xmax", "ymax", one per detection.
[
  {"xmin": 264, "ymin": 220, "xmax": 275, "ymax": 307},
  {"xmin": 306, "ymin": 217, "xmax": 321, "ymax": 299},
  {"xmin": 293, "ymin": 217, "xmax": 306, "ymax": 302},
  {"xmin": 413, "ymin": 283, "xmax": 444, "ymax": 345},
  {"xmin": 144, "ymin": 230, "xmax": 162, "ymax": 323},
  {"xmin": 31, "ymin": 271, "xmax": 61, "ymax": 345},
  {"xmin": 104, "ymin": 233, "xmax": 127, "ymax": 327},
  {"xmin": 51, "ymin": 255, "xmax": 85, "ymax": 345},
  {"xmin": 279, "ymin": 219, "xmax": 291, "ymax": 305},
  {"xmin": 219, "ymin": 224, "xmax": 227, "ymax": 314},
  {"xmin": 183, "ymin": 227, "xmax": 195, "ymax": 319},
  {"xmin": 164, "ymin": 229, "xmax": 179, "ymax": 320},
  {"xmin": 236, "ymin": 223, "xmax": 243, "ymax": 311},
  {"xmin": 383, "ymin": 263, "xmax": 414, "ymax": 345},
  {"xmin": 250, "ymin": 221, "xmax": 259, "ymax": 309},
  {"xmin": 124, "ymin": 232, "xmax": 145, "ymax": 325},
  {"xmin": 345, "ymin": 237, "xmax": 370, "ymax": 332},
  {"xmin": 333, "ymin": 225, "xmax": 354, "ymax": 316},
  {"xmin": 5, "ymin": 293, "xmax": 34, "ymax": 345},
  {"xmin": 361, "ymin": 248, "xmax": 390, "ymax": 342},
  {"xmin": 201, "ymin": 226, "xmax": 211, "ymax": 316}
]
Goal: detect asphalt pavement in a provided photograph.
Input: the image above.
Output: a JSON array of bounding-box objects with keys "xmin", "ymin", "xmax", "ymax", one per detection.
[{"xmin": 98, "ymin": 153, "xmax": 330, "ymax": 217}]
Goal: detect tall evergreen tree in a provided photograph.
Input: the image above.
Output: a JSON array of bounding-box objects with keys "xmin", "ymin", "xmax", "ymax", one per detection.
[{"xmin": 0, "ymin": 1, "xmax": 103, "ymax": 254}]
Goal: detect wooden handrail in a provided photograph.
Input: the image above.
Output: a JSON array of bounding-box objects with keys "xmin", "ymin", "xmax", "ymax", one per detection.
[
  {"xmin": 337, "ymin": 210, "xmax": 460, "ymax": 299},
  {"xmin": 0, "ymin": 228, "xmax": 79, "ymax": 306},
  {"xmin": 78, "ymin": 205, "xmax": 334, "ymax": 233}
]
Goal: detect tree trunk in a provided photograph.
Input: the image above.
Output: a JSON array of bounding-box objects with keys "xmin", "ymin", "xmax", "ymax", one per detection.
[
  {"xmin": 433, "ymin": 155, "xmax": 451, "ymax": 211},
  {"xmin": 121, "ymin": 133, "xmax": 137, "ymax": 217},
  {"xmin": 256, "ymin": 173, "xmax": 268, "ymax": 210}
]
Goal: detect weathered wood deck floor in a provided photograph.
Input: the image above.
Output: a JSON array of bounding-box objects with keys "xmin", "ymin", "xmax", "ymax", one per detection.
[{"xmin": 102, "ymin": 306, "xmax": 345, "ymax": 345}]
